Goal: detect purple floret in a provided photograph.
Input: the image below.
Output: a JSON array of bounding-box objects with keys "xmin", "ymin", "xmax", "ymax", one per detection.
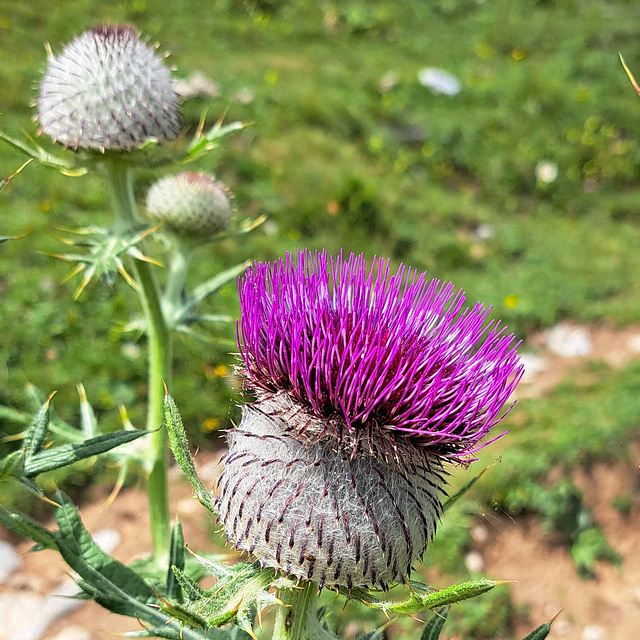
[{"xmin": 238, "ymin": 250, "xmax": 523, "ymax": 460}]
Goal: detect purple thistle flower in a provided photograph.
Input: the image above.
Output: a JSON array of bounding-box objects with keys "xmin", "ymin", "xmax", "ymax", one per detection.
[{"xmin": 217, "ymin": 250, "xmax": 523, "ymax": 590}]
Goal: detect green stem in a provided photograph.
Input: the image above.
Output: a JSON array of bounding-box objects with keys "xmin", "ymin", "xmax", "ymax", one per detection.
[
  {"xmin": 164, "ymin": 236, "xmax": 191, "ymax": 330},
  {"xmin": 105, "ymin": 156, "xmax": 171, "ymax": 564},
  {"xmin": 273, "ymin": 582, "xmax": 337, "ymax": 640}
]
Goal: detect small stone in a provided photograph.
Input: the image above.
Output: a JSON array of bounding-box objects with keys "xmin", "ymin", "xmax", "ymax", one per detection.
[
  {"xmin": 581, "ymin": 625, "xmax": 606, "ymax": 640},
  {"xmin": 464, "ymin": 550, "xmax": 484, "ymax": 574},
  {"xmin": 93, "ymin": 528, "xmax": 121, "ymax": 554},
  {"xmin": 418, "ymin": 68, "xmax": 461, "ymax": 96},
  {"xmin": 547, "ymin": 323, "xmax": 592, "ymax": 358},
  {"xmin": 555, "ymin": 619, "xmax": 574, "ymax": 635},
  {"xmin": 174, "ymin": 71, "xmax": 220, "ymax": 99},
  {"xmin": 49, "ymin": 626, "xmax": 91, "ymax": 640},
  {"xmin": 0, "ymin": 540, "xmax": 22, "ymax": 583},
  {"xmin": 626, "ymin": 334, "xmax": 640, "ymax": 354},
  {"xmin": 518, "ymin": 353, "xmax": 547, "ymax": 382},
  {"xmin": 470, "ymin": 524, "xmax": 489, "ymax": 545}
]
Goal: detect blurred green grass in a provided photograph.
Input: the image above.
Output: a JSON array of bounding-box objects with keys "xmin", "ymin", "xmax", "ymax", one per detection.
[{"xmin": 2, "ymin": 1, "xmax": 640, "ymax": 636}]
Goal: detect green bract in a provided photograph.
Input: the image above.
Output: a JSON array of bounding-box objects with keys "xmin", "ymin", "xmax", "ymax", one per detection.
[{"xmin": 146, "ymin": 172, "xmax": 233, "ymax": 238}]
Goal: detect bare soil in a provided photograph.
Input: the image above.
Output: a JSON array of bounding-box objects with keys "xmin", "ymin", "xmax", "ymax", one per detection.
[{"xmin": 1, "ymin": 323, "xmax": 640, "ymax": 639}]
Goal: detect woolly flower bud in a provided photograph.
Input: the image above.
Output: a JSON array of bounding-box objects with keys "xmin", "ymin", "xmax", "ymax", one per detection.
[
  {"xmin": 37, "ymin": 25, "xmax": 180, "ymax": 151},
  {"xmin": 218, "ymin": 250, "xmax": 523, "ymax": 590},
  {"xmin": 146, "ymin": 172, "xmax": 233, "ymax": 237}
]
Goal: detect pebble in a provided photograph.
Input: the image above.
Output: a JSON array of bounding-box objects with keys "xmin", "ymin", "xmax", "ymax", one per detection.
[
  {"xmin": 470, "ymin": 524, "xmax": 489, "ymax": 545},
  {"xmin": 417, "ymin": 68, "xmax": 461, "ymax": 96},
  {"xmin": 92, "ymin": 528, "xmax": 120, "ymax": 554},
  {"xmin": 581, "ymin": 625, "xmax": 606, "ymax": 640},
  {"xmin": 0, "ymin": 576, "xmax": 84, "ymax": 640},
  {"xmin": 48, "ymin": 626, "xmax": 91, "ymax": 640},
  {"xmin": 518, "ymin": 353, "xmax": 547, "ymax": 382},
  {"xmin": 464, "ymin": 550, "xmax": 484, "ymax": 574},
  {"xmin": 547, "ymin": 323, "xmax": 592, "ymax": 358},
  {"xmin": 0, "ymin": 540, "xmax": 22, "ymax": 583},
  {"xmin": 554, "ymin": 619, "xmax": 574, "ymax": 635}
]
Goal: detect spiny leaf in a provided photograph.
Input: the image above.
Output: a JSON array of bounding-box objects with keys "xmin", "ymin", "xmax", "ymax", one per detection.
[
  {"xmin": 620, "ymin": 53, "xmax": 640, "ymax": 98},
  {"xmin": 420, "ymin": 607, "xmax": 449, "ymax": 640},
  {"xmin": 1, "ymin": 159, "xmax": 32, "ymax": 191},
  {"xmin": 0, "ymin": 129, "xmax": 86, "ymax": 175},
  {"xmin": 22, "ymin": 393, "xmax": 55, "ymax": 461},
  {"xmin": 167, "ymin": 520, "xmax": 186, "ymax": 602},
  {"xmin": 345, "ymin": 578, "xmax": 504, "ymax": 615},
  {"xmin": 442, "ymin": 466, "xmax": 488, "ymax": 512},
  {"xmin": 0, "ymin": 450, "xmax": 25, "ymax": 482},
  {"xmin": 187, "ymin": 261, "xmax": 250, "ymax": 312},
  {"xmin": 0, "ymin": 508, "xmax": 57, "ymax": 550},
  {"xmin": 77, "ymin": 383, "xmax": 97, "ymax": 437},
  {"xmin": 23, "ymin": 428, "xmax": 150, "ymax": 477},
  {"xmin": 164, "ymin": 392, "xmax": 217, "ymax": 514}
]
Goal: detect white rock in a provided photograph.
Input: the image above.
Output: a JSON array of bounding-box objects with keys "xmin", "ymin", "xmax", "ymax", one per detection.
[
  {"xmin": 470, "ymin": 524, "xmax": 489, "ymax": 545},
  {"xmin": 464, "ymin": 550, "xmax": 484, "ymax": 574},
  {"xmin": 92, "ymin": 528, "xmax": 121, "ymax": 554},
  {"xmin": 417, "ymin": 68, "xmax": 461, "ymax": 96},
  {"xmin": 0, "ymin": 540, "xmax": 22, "ymax": 583},
  {"xmin": 174, "ymin": 71, "xmax": 220, "ymax": 99},
  {"xmin": 49, "ymin": 626, "xmax": 91, "ymax": 640},
  {"xmin": 581, "ymin": 625, "xmax": 606, "ymax": 640},
  {"xmin": 555, "ymin": 619, "xmax": 574, "ymax": 635},
  {"xmin": 536, "ymin": 160, "xmax": 559, "ymax": 184},
  {"xmin": 547, "ymin": 324, "xmax": 592, "ymax": 358},
  {"xmin": 518, "ymin": 353, "xmax": 547, "ymax": 382},
  {"xmin": 626, "ymin": 334, "xmax": 640, "ymax": 354}
]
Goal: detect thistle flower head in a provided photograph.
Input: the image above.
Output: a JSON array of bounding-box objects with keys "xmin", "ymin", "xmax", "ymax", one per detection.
[
  {"xmin": 217, "ymin": 250, "xmax": 523, "ymax": 590},
  {"xmin": 146, "ymin": 172, "xmax": 233, "ymax": 238},
  {"xmin": 37, "ymin": 25, "xmax": 180, "ymax": 152}
]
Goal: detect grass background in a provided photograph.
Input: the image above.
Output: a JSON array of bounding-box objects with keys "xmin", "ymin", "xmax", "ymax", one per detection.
[{"xmin": 1, "ymin": 1, "xmax": 640, "ymax": 637}]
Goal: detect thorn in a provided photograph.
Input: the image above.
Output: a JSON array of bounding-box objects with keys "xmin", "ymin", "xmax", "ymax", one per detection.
[
  {"xmin": 76, "ymin": 383, "xmax": 87, "ymax": 404},
  {"xmin": 549, "ymin": 609, "xmax": 564, "ymax": 625},
  {"xmin": 115, "ymin": 260, "xmax": 140, "ymax": 291}
]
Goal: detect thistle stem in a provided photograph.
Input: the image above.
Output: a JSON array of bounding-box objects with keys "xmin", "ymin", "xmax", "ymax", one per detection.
[
  {"xmin": 105, "ymin": 156, "xmax": 171, "ymax": 564},
  {"xmin": 163, "ymin": 236, "xmax": 191, "ymax": 330},
  {"xmin": 273, "ymin": 582, "xmax": 337, "ymax": 640}
]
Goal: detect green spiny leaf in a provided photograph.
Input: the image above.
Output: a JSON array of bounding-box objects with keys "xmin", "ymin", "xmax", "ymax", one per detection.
[
  {"xmin": 0, "ymin": 508, "xmax": 57, "ymax": 550},
  {"xmin": 167, "ymin": 520, "xmax": 186, "ymax": 602},
  {"xmin": 442, "ymin": 466, "xmax": 487, "ymax": 512},
  {"xmin": 1, "ymin": 159, "xmax": 32, "ymax": 191},
  {"xmin": 345, "ymin": 578, "xmax": 503, "ymax": 615},
  {"xmin": 164, "ymin": 393, "xmax": 217, "ymax": 514},
  {"xmin": 22, "ymin": 393, "xmax": 54, "ymax": 461},
  {"xmin": 23, "ymin": 428, "xmax": 150, "ymax": 477},
  {"xmin": 521, "ymin": 620, "xmax": 554, "ymax": 640},
  {"xmin": 187, "ymin": 261, "xmax": 250, "ymax": 313},
  {"xmin": 77, "ymin": 383, "xmax": 98, "ymax": 437},
  {"xmin": 0, "ymin": 129, "xmax": 86, "ymax": 176},
  {"xmin": 420, "ymin": 607, "xmax": 449, "ymax": 640},
  {"xmin": 0, "ymin": 449, "xmax": 25, "ymax": 482}
]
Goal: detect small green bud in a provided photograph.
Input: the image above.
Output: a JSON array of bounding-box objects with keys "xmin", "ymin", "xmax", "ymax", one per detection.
[
  {"xmin": 146, "ymin": 172, "xmax": 233, "ymax": 238},
  {"xmin": 37, "ymin": 25, "xmax": 180, "ymax": 152}
]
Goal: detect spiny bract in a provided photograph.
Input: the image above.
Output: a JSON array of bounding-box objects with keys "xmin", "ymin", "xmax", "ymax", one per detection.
[
  {"xmin": 146, "ymin": 172, "xmax": 233, "ymax": 237},
  {"xmin": 37, "ymin": 25, "xmax": 180, "ymax": 152}
]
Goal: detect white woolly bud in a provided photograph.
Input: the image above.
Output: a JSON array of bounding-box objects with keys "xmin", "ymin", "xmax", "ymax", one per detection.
[
  {"xmin": 216, "ymin": 397, "xmax": 445, "ymax": 590},
  {"xmin": 37, "ymin": 25, "xmax": 180, "ymax": 151},
  {"xmin": 146, "ymin": 172, "xmax": 233, "ymax": 238}
]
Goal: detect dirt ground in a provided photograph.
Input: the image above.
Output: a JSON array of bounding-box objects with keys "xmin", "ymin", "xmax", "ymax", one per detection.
[{"xmin": 1, "ymin": 323, "xmax": 639, "ymax": 639}]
